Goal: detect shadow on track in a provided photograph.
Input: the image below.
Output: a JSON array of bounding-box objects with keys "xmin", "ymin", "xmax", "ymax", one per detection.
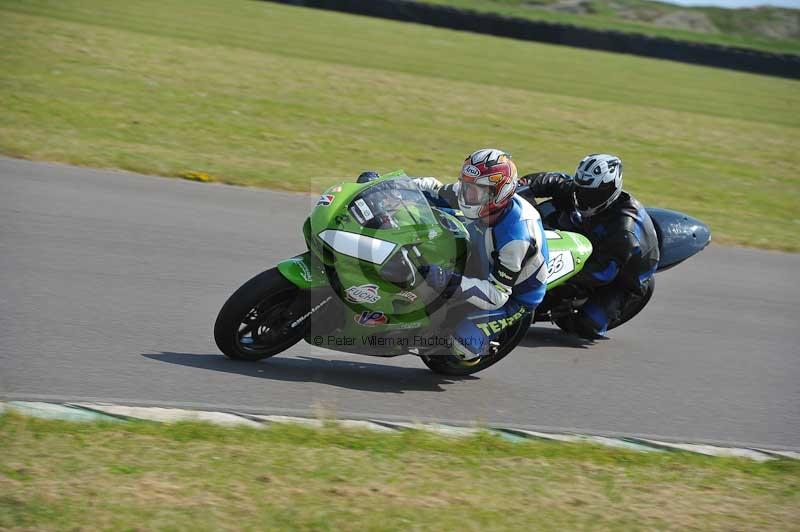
[
  {"xmin": 142, "ymin": 352, "xmax": 475, "ymax": 393},
  {"xmin": 519, "ymin": 326, "xmax": 596, "ymax": 350}
]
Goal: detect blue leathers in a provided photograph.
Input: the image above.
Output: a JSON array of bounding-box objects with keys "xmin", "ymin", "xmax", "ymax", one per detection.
[{"xmin": 415, "ymin": 179, "xmax": 549, "ymax": 359}]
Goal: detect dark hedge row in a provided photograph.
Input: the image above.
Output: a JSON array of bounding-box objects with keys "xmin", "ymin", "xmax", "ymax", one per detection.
[{"xmin": 267, "ymin": 0, "xmax": 800, "ymax": 79}]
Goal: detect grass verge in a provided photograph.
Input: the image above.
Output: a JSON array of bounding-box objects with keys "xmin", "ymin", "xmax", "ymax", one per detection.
[
  {"xmin": 1, "ymin": 412, "xmax": 799, "ymax": 530},
  {"xmin": 1, "ymin": 0, "xmax": 799, "ymax": 250}
]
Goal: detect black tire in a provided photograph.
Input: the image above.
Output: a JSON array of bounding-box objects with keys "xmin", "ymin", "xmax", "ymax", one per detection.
[
  {"xmin": 607, "ymin": 277, "xmax": 655, "ymax": 331},
  {"xmin": 554, "ymin": 277, "xmax": 655, "ymax": 334},
  {"xmin": 553, "ymin": 315, "xmax": 574, "ymax": 335},
  {"xmin": 214, "ymin": 268, "xmax": 309, "ymax": 361},
  {"xmin": 420, "ymin": 312, "xmax": 532, "ymax": 376}
]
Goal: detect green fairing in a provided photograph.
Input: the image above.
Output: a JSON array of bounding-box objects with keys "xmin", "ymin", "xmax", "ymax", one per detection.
[
  {"xmin": 308, "ymin": 173, "xmax": 464, "ymax": 332},
  {"xmin": 543, "ymin": 230, "xmax": 593, "ymax": 289},
  {"xmin": 276, "ymin": 253, "xmax": 327, "ymax": 290},
  {"xmin": 278, "ymin": 172, "xmax": 592, "ymax": 347}
]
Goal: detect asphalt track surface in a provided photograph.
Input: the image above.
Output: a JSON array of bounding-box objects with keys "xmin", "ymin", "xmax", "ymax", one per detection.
[{"xmin": 1, "ymin": 157, "xmax": 798, "ymax": 450}]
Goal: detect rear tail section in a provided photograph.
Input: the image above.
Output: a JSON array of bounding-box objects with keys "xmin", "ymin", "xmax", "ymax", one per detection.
[{"xmin": 646, "ymin": 208, "xmax": 711, "ymax": 272}]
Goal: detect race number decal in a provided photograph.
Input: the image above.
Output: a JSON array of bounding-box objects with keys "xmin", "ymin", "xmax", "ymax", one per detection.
[{"xmin": 545, "ymin": 250, "xmax": 575, "ymax": 284}]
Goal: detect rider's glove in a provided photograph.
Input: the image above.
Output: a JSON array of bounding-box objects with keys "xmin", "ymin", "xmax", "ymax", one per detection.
[
  {"xmin": 520, "ymin": 172, "xmax": 574, "ymax": 198},
  {"xmin": 418, "ymin": 265, "xmax": 461, "ymax": 298},
  {"xmin": 413, "ymin": 177, "xmax": 444, "ymax": 195}
]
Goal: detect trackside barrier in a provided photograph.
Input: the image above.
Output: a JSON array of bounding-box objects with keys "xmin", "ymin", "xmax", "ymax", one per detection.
[{"xmin": 265, "ymin": 0, "xmax": 800, "ymax": 79}]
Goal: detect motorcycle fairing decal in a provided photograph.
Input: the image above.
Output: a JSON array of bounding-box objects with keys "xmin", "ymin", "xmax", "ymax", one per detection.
[
  {"xmin": 277, "ymin": 253, "xmax": 327, "ymax": 289},
  {"xmin": 397, "ymin": 291, "xmax": 417, "ymax": 302},
  {"xmin": 291, "ymin": 296, "xmax": 332, "ymax": 329},
  {"xmin": 295, "ymin": 258, "xmax": 313, "ymax": 282},
  {"xmin": 354, "ymin": 311, "xmax": 388, "ymax": 326},
  {"xmin": 354, "ymin": 198, "xmax": 374, "ymax": 221},
  {"xmin": 345, "ymin": 284, "xmax": 381, "ymax": 304},
  {"xmin": 318, "ymin": 230, "xmax": 396, "ymax": 265},
  {"xmin": 317, "ymin": 194, "xmax": 334, "ymax": 206},
  {"xmin": 545, "ymin": 250, "xmax": 575, "ymax": 284},
  {"xmin": 349, "ymin": 205, "xmax": 365, "ymax": 224}
]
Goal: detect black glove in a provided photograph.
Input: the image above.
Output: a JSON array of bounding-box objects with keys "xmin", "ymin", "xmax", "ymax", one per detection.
[
  {"xmin": 518, "ymin": 172, "xmax": 546, "ymax": 189},
  {"xmin": 520, "ymin": 172, "xmax": 574, "ymax": 198},
  {"xmin": 418, "ymin": 265, "xmax": 461, "ymax": 298}
]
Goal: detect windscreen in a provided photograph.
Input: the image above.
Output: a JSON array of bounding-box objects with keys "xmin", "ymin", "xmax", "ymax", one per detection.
[{"xmin": 348, "ymin": 177, "xmax": 437, "ymax": 230}]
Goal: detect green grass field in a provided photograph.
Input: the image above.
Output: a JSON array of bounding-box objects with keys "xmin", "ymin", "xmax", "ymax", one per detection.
[
  {"xmin": 2, "ymin": 412, "xmax": 799, "ymax": 530},
  {"xmin": 1, "ymin": 0, "xmax": 799, "ymax": 250},
  {"xmin": 419, "ymin": 0, "xmax": 800, "ymax": 55}
]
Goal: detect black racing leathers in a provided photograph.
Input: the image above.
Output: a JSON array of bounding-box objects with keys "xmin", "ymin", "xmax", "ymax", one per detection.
[
  {"xmin": 519, "ymin": 172, "xmax": 660, "ymax": 337},
  {"xmin": 521, "ymin": 172, "xmax": 659, "ymax": 293}
]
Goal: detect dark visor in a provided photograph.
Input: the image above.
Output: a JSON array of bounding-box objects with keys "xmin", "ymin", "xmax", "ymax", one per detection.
[{"xmin": 575, "ymin": 187, "xmax": 610, "ymax": 211}]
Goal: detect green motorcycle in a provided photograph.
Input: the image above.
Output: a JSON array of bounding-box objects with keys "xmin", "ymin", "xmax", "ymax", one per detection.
[{"xmin": 214, "ymin": 171, "xmax": 709, "ymax": 376}]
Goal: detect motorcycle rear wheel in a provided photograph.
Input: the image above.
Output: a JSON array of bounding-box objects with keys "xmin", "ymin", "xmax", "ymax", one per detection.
[
  {"xmin": 214, "ymin": 268, "xmax": 309, "ymax": 361},
  {"xmin": 554, "ymin": 277, "xmax": 655, "ymax": 335}
]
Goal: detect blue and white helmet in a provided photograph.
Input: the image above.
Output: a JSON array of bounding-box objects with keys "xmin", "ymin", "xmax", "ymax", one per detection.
[{"xmin": 573, "ymin": 153, "xmax": 623, "ymax": 218}]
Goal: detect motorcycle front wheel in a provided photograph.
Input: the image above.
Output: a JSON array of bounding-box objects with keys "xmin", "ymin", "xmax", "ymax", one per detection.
[{"xmin": 214, "ymin": 268, "xmax": 309, "ymax": 361}]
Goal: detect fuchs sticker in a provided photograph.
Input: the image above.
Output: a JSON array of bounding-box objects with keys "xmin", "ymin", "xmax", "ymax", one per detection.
[
  {"xmin": 329, "ymin": 185, "xmax": 343, "ymax": 193},
  {"xmin": 355, "ymin": 311, "xmax": 388, "ymax": 327},
  {"xmin": 354, "ymin": 198, "xmax": 374, "ymax": 221},
  {"xmin": 463, "ymin": 164, "xmax": 481, "ymax": 177},
  {"xmin": 397, "ymin": 291, "xmax": 417, "ymax": 302},
  {"xmin": 345, "ymin": 284, "xmax": 381, "ymax": 304},
  {"xmin": 317, "ymin": 194, "xmax": 334, "ymax": 206}
]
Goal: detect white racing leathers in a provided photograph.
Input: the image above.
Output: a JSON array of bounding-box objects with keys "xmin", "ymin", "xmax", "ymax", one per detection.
[{"xmin": 414, "ymin": 178, "xmax": 549, "ymax": 358}]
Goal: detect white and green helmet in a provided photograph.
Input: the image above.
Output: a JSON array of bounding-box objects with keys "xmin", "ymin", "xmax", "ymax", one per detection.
[{"xmin": 573, "ymin": 153, "xmax": 623, "ymax": 218}]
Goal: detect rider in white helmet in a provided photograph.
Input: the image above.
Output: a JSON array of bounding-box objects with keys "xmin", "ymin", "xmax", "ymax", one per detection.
[{"xmin": 519, "ymin": 154, "xmax": 660, "ymax": 339}]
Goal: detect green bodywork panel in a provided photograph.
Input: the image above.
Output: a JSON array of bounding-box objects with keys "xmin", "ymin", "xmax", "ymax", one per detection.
[
  {"xmin": 542, "ymin": 230, "xmax": 593, "ymax": 289},
  {"xmin": 276, "ymin": 253, "xmax": 327, "ymax": 290},
  {"xmin": 303, "ymin": 171, "xmax": 470, "ymax": 335}
]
